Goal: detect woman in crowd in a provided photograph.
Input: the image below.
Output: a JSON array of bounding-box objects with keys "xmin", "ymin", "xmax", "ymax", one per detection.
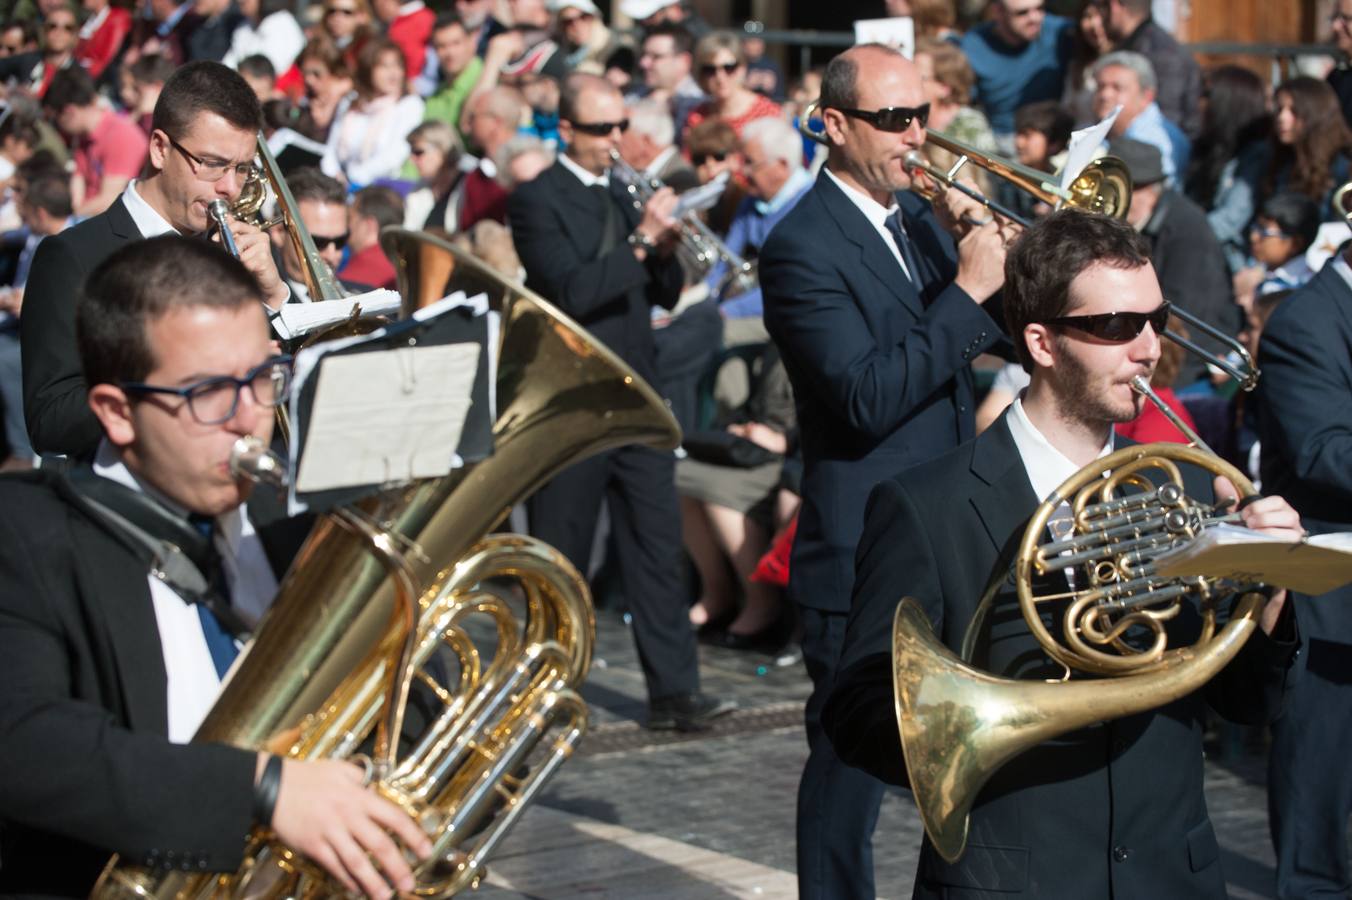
[
  {"xmin": 283, "ymin": 37, "xmax": 354, "ymax": 144},
  {"xmin": 75, "ymin": 0, "xmax": 132, "ymax": 79},
  {"xmin": 686, "ymin": 119, "xmax": 745, "ymax": 237},
  {"xmin": 403, "ymin": 119, "xmax": 460, "ymax": 229},
  {"xmin": 222, "ymin": 0, "xmax": 306, "ymax": 77},
  {"xmin": 913, "ymin": 38, "xmax": 998, "ymax": 198},
  {"xmin": 911, "ymin": 0, "xmax": 960, "ymax": 42},
  {"xmin": 1063, "ymin": 0, "xmax": 1114, "ymax": 125},
  {"xmin": 682, "ymin": 31, "xmax": 780, "ymax": 141},
  {"xmin": 320, "ymin": 0, "xmax": 375, "ymax": 70},
  {"xmin": 321, "ymin": 37, "xmax": 423, "ymax": 187}
]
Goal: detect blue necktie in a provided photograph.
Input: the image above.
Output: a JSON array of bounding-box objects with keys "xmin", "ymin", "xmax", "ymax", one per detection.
[
  {"xmin": 886, "ymin": 211, "xmax": 926, "ymax": 294},
  {"xmin": 188, "ymin": 515, "xmax": 240, "ymax": 679}
]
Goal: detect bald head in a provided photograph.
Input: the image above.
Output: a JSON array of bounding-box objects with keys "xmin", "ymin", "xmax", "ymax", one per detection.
[
  {"xmin": 560, "ymin": 71, "xmax": 619, "ymax": 122},
  {"xmin": 820, "ymin": 43, "xmax": 915, "ymax": 112}
]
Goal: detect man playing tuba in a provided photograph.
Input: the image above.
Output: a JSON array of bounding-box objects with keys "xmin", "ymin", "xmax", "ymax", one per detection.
[{"xmin": 825, "ymin": 210, "xmax": 1303, "ymax": 898}]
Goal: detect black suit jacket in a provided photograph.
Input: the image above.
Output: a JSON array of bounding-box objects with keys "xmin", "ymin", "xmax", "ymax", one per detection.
[
  {"xmin": 21, "ymin": 197, "xmax": 142, "ymax": 459},
  {"xmin": 761, "ymin": 174, "xmax": 1006, "ymax": 613},
  {"xmin": 0, "ymin": 470, "xmax": 307, "ymax": 897},
  {"xmin": 507, "ymin": 161, "xmax": 683, "ymax": 386},
  {"xmin": 825, "ymin": 414, "xmax": 1297, "ymax": 899}
]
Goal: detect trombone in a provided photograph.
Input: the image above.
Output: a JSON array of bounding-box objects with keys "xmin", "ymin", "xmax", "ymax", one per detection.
[{"xmin": 797, "ymin": 100, "xmax": 1260, "ymax": 391}]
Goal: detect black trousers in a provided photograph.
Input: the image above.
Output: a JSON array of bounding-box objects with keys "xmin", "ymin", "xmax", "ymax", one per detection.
[
  {"xmin": 797, "ymin": 607, "xmax": 886, "ymax": 900},
  {"xmin": 1269, "ymin": 582, "xmax": 1352, "ymax": 899},
  {"xmin": 528, "ymin": 444, "xmax": 699, "ymax": 701}
]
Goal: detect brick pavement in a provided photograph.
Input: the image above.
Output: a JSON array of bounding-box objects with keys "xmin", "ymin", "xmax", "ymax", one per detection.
[{"xmin": 464, "ymin": 608, "xmax": 1287, "ymax": 899}]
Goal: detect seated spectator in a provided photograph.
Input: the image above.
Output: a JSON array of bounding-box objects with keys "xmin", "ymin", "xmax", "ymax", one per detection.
[
  {"xmin": 959, "ymin": 0, "xmax": 1074, "ymax": 153},
  {"xmin": 493, "ymin": 132, "xmax": 553, "ymax": 190},
  {"xmin": 338, "ymin": 183, "xmax": 402, "ymax": 288},
  {"xmin": 120, "ymin": 53, "xmax": 177, "ymax": 136},
  {"xmin": 427, "ymin": 85, "xmax": 522, "ymax": 232},
  {"xmin": 680, "ymin": 343, "xmax": 798, "ymax": 651},
  {"xmin": 685, "ymin": 118, "xmax": 743, "ymax": 235},
  {"xmin": 222, "ymin": 0, "xmax": 305, "ymax": 74},
  {"xmin": 0, "ymin": 20, "xmax": 39, "ymax": 58},
  {"xmin": 236, "ymin": 53, "xmax": 277, "ymax": 101},
  {"xmin": 1115, "ymin": 136, "xmax": 1237, "ymax": 389},
  {"xmin": 424, "ymin": 13, "xmax": 483, "ymax": 145},
  {"xmin": 42, "ymin": 67, "xmax": 148, "ymax": 217},
  {"xmin": 182, "ymin": 0, "xmax": 245, "ymax": 64},
  {"xmin": 632, "ymin": 23, "xmax": 703, "ymax": 139},
  {"xmin": 75, "ymin": 0, "xmax": 133, "ymax": 78},
  {"xmin": 373, "ymin": 0, "xmax": 434, "ymax": 88},
  {"xmin": 273, "ymin": 167, "xmax": 361, "ymax": 298},
  {"xmin": 403, "ymin": 118, "xmax": 460, "ymax": 228},
  {"xmin": 507, "ymin": 68, "xmax": 563, "ymax": 147},
  {"xmin": 1097, "ymin": 0, "xmax": 1203, "ymax": 139},
  {"xmin": 553, "ymin": 0, "xmax": 620, "ymax": 76},
  {"xmin": 603, "ymin": 44, "xmax": 635, "ymax": 94},
  {"xmin": 914, "ymin": 37, "xmax": 999, "ymax": 198},
  {"xmin": 0, "ymin": 110, "xmax": 40, "ymax": 196},
  {"xmin": 682, "ymin": 30, "xmax": 780, "ymax": 140},
  {"xmin": 741, "ymin": 35, "xmax": 783, "ymax": 100},
  {"xmin": 33, "ymin": 4, "xmax": 80, "ymax": 97},
  {"xmin": 1092, "ymin": 50, "xmax": 1190, "ymax": 186},
  {"xmin": 277, "ymin": 38, "xmax": 354, "ymax": 145},
  {"xmin": 320, "ymin": 0, "xmax": 375, "ymax": 70},
  {"xmin": 1012, "ymin": 99, "xmax": 1073, "ymax": 218},
  {"xmin": 1234, "ymin": 191, "xmax": 1320, "ymax": 312},
  {"xmin": 322, "ymin": 37, "xmax": 424, "ymax": 187},
  {"xmin": 618, "ymin": 96, "xmax": 697, "ymax": 192},
  {"xmin": 1264, "ymin": 77, "xmax": 1352, "ymax": 222},
  {"xmin": 1063, "ymin": 0, "xmax": 1113, "ymax": 125}
]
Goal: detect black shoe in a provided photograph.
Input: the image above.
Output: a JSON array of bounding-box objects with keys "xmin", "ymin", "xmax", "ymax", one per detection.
[
  {"xmin": 647, "ymin": 692, "xmax": 737, "ymax": 732},
  {"xmin": 710, "ymin": 616, "xmax": 793, "ymax": 654}
]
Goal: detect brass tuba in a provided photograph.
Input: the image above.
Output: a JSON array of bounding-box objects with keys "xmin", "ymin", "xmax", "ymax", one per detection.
[
  {"xmin": 93, "ymin": 230, "xmax": 682, "ymax": 896},
  {"xmin": 891, "ymin": 384, "xmax": 1269, "ymax": 863}
]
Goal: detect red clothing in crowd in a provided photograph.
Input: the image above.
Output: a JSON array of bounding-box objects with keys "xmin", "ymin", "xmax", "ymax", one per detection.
[
  {"xmin": 338, "ymin": 243, "xmax": 397, "ymax": 290},
  {"xmin": 386, "ymin": 1, "xmax": 434, "ymax": 81},
  {"xmin": 682, "ymin": 93, "xmax": 782, "ymax": 140},
  {"xmin": 1114, "ymin": 386, "xmax": 1197, "ymax": 444},
  {"xmin": 457, "ymin": 168, "xmax": 508, "ymax": 231},
  {"xmin": 74, "ymin": 108, "xmax": 149, "ymax": 197},
  {"xmin": 75, "ymin": 6, "xmax": 133, "ymax": 78}
]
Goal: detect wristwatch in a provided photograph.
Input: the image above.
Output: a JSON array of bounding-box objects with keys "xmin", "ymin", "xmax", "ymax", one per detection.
[{"xmin": 627, "ymin": 230, "xmax": 656, "ymax": 251}]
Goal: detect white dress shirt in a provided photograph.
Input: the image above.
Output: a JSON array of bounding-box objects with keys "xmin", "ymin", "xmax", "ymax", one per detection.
[
  {"xmin": 822, "ymin": 166, "xmax": 912, "ymax": 282},
  {"xmin": 560, "ymin": 150, "xmax": 609, "ymax": 188},
  {"xmin": 92, "ymin": 443, "xmax": 279, "ymax": 742},
  {"xmin": 121, "ymin": 180, "xmax": 178, "ymax": 238}
]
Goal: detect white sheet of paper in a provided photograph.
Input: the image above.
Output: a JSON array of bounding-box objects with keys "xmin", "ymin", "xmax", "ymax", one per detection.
[
  {"xmin": 1150, "ymin": 524, "xmax": 1352, "ymax": 596},
  {"xmin": 1057, "ymin": 105, "xmax": 1121, "ymax": 200},
  {"xmin": 853, "ymin": 17, "xmax": 915, "ymax": 57},
  {"xmin": 271, "ymin": 289, "xmax": 403, "ymax": 341},
  {"xmin": 672, "ymin": 172, "xmax": 728, "ymax": 217},
  {"xmin": 294, "ymin": 342, "xmax": 482, "ymax": 493},
  {"xmin": 1307, "ymin": 221, "xmax": 1352, "ymax": 272}
]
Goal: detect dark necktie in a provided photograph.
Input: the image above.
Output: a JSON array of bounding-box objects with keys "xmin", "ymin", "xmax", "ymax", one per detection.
[
  {"xmin": 885, "ymin": 211, "xmax": 926, "ymax": 293},
  {"xmin": 593, "ymin": 182, "xmax": 623, "ymax": 257},
  {"xmin": 188, "ymin": 514, "xmax": 242, "ymax": 679}
]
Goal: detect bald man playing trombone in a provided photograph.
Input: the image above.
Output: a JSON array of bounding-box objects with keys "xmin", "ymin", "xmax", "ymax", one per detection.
[{"xmin": 759, "ymin": 42, "xmax": 1017, "ymax": 900}]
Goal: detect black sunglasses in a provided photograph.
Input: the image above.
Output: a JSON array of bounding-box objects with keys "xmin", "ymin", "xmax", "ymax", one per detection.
[
  {"xmin": 692, "ymin": 151, "xmax": 728, "ymax": 166},
  {"xmin": 699, "ymin": 61, "xmax": 740, "ymax": 78},
  {"xmin": 568, "ymin": 118, "xmax": 629, "ymax": 136},
  {"xmin": 312, "ymin": 232, "xmax": 349, "ymax": 251},
  {"xmin": 834, "ymin": 103, "xmax": 931, "ymax": 133},
  {"xmin": 1043, "ymin": 301, "xmax": 1171, "ymax": 343}
]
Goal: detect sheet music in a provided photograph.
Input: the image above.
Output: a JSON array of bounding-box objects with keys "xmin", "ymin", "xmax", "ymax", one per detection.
[
  {"xmin": 1150, "ymin": 524, "xmax": 1352, "ymax": 595},
  {"xmin": 1058, "ymin": 105, "xmax": 1121, "ymax": 200},
  {"xmin": 672, "ymin": 172, "xmax": 729, "ymax": 217},
  {"xmin": 270, "ymin": 289, "xmax": 403, "ymax": 341}
]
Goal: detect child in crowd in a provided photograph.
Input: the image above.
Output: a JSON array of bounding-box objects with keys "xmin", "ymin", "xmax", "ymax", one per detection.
[
  {"xmin": 1012, "ymin": 100, "xmax": 1073, "ymax": 219},
  {"xmin": 1234, "ymin": 190, "xmax": 1320, "ymax": 312}
]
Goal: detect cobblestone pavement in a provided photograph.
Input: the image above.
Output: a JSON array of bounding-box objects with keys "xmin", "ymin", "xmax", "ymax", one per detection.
[{"xmin": 465, "ymin": 608, "xmax": 1285, "ymax": 899}]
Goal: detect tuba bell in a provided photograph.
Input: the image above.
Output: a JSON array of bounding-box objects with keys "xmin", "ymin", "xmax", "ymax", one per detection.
[{"xmin": 92, "ymin": 230, "xmax": 682, "ymax": 897}]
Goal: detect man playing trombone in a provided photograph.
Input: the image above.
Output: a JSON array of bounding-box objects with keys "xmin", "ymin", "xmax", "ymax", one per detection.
[
  {"xmin": 760, "ymin": 41, "xmax": 1012, "ymax": 900},
  {"xmin": 825, "ymin": 210, "xmax": 1302, "ymax": 898}
]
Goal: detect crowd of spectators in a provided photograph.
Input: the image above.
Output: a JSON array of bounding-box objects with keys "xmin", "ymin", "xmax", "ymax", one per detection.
[{"xmin": 0, "ymin": 0, "xmax": 1346, "ymax": 655}]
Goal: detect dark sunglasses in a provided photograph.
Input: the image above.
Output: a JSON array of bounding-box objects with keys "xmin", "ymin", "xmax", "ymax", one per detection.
[
  {"xmin": 699, "ymin": 61, "xmax": 740, "ymax": 78},
  {"xmin": 312, "ymin": 232, "xmax": 349, "ymax": 251},
  {"xmin": 1043, "ymin": 301, "xmax": 1171, "ymax": 342},
  {"xmin": 568, "ymin": 118, "xmax": 629, "ymax": 136},
  {"xmin": 558, "ymin": 12, "xmax": 591, "ymax": 24},
  {"xmin": 45, "ymin": 21, "xmax": 76, "ymax": 31},
  {"xmin": 324, "ymin": 6, "xmax": 357, "ymax": 14},
  {"xmin": 834, "ymin": 103, "xmax": 931, "ymax": 133},
  {"xmin": 692, "ymin": 151, "xmax": 728, "ymax": 166}
]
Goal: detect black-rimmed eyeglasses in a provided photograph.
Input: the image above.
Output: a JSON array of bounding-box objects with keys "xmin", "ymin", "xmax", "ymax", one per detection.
[
  {"xmin": 165, "ymin": 134, "xmax": 257, "ymax": 184},
  {"xmin": 120, "ymin": 356, "xmax": 293, "ymax": 425},
  {"xmin": 833, "ymin": 103, "xmax": 931, "ymax": 133},
  {"xmin": 1042, "ymin": 302, "xmax": 1171, "ymax": 343}
]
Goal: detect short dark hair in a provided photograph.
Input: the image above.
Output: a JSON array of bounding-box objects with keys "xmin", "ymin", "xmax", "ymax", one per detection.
[
  {"xmin": 298, "ymin": 35, "xmax": 348, "ymax": 78},
  {"xmin": 236, "ymin": 53, "xmax": 276, "ymax": 82},
  {"xmin": 1260, "ymin": 190, "xmax": 1321, "ymax": 250},
  {"xmin": 130, "ymin": 52, "xmax": 177, "ymax": 86},
  {"xmin": 1003, "ymin": 210, "xmax": 1152, "ymax": 372},
  {"xmin": 77, "ymin": 236, "xmax": 263, "ymax": 387},
  {"xmin": 0, "ymin": 109, "xmax": 39, "ymax": 150},
  {"xmin": 286, "ymin": 166, "xmax": 347, "ymax": 206},
  {"xmin": 1014, "ymin": 100, "xmax": 1073, "ymax": 152},
  {"xmin": 559, "ymin": 71, "xmax": 616, "ymax": 123},
  {"xmin": 643, "ymin": 22, "xmax": 693, "ymax": 56},
  {"xmin": 151, "ymin": 61, "xmax": 262, "ymax": 140},
  {"xmin": 432, "ymin": 11, "xmax": 465, "ymax": 33},
  {"xmin": 22, "ymin": 173, "xmax": 71, "ymax": 219},
  {"xmin": 351, "ymin": 184, "xmax": 403, "ymax": 230},
  {"xmin": 2, "ymin": 18, "xmax": 38, "ymax": 47},
  {"xmin": 16, "ymin": 149, "xmax": 64, "ymax": 184},
  {"xmin": 41, "ymin": 67, "xmax": 97, "ymax": 112}
]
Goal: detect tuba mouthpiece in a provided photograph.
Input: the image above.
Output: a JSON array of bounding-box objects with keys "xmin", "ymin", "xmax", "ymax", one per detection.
[{"xmin": 229, "ymin": 435, "xmax": 289, "ymax": 488}]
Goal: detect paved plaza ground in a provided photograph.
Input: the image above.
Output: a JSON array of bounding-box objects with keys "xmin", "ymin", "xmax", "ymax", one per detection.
[{"xmin": 468, "ymin": 607, "xmax": 1286, "ymax": 900}]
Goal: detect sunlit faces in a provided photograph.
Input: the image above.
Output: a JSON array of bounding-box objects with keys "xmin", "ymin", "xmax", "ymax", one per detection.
[
  {"xmin": 42, "ymin": 8, "xmax": 78, "ymax": 53},
  {"xmin": 995, "ymin": 0, "xmax": 1046, "ymax": 44},
  {"xmin": 148, "ymin": 113, "xmax": 258, "ymax": 234},
  {"xmin": 563, "ymin": 86, "xmax": 626, "ymax": 176},
  {"xmin": 1093, "ymin": 63, "xmax": 1150, "ymax": 131},
  {"xmin": 369, "ymin": 47, "xmax": 406, "ymax": 98},
  {"xmin": 826, "ymin": 49, "xmax": 928, "ymax": 195},
  {"xmin": 432, "ymin": 21, "xmax": 475, "ymax": 77},
  {"xmin": 696, "ymin": 50, "xmax": 744, "ymax": 104},
  {"xmin": 639, "ymin": 34, "xmax": 687, "ymax": 92},
  {"xmin": 741, "ymin": 137, "xmax": 789, "ymax": 202}
]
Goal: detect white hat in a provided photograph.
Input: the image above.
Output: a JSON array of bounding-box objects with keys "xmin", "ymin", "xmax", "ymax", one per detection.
[
  {"xmin": 549, "ymin": 0, "xmax": 600, "ymax": 14},
  {"xmin": 619, "ymin": 0, "xmax": 678, "ymax": 22}
]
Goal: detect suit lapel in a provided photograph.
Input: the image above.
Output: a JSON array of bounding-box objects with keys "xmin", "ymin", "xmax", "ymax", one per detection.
[
  {"xmin": 106, "ymin": 193, "xmax": 143, "ymax": 240},
  {"xmin": 968, "ymin": 414, "xmax": 1040, "ymax": 555},
  {"xmin": 815, "ymin": 173, "xmax": 923, "ymax": 316}
]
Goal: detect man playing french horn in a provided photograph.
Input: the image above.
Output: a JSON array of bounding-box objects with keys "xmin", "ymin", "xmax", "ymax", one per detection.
[{"xmin": 825, "ymin": 210, "xmax": 1303, "ymax": 899}]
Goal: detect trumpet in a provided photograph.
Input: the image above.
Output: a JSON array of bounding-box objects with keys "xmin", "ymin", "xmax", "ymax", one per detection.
[
  {"xmin": 608, "ymin": 149, "xmax": 757, "ymax": 298},
  {"xmin": 796, "ymin": 100, "xmax": 1260, "ymax": 391}
]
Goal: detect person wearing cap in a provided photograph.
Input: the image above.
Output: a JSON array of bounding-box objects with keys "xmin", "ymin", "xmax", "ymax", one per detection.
[
  {"xmin": 553, "ymin": 0, "xmax": 623, "ymax": 75},
  {"xmin": 619, "ymin": 0, "xmax": 709, "ymax": 38},
  {"xmin": 1113, "ymin": 136, "xmax": 1236, "ymax": 390}
]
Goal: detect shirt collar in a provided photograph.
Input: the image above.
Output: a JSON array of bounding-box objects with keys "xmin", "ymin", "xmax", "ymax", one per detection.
[
  {"xmin": 823, "ymin": 166, "xmax": 898, "ymax": 230},
  {"xmin": 559, "ymin": 150, "xmax": 608, "ymax": 188},
  {"xmin": 1006, "ymin": 396, "xmax": 1114, "ymax": 502},
  {"xmin": 755, "ymin": 166, "xmax": 812, "ymax": 216},
  {"xmin": 122, "ymin": 179, "xmax": 179, "ymax": 238},
  {"xmin": 80, "ymin": 5, "xmax": 109, "ymax": 40},
  {"xmin": 93, "ymin": 439, "xmax": 189, "ymax": 519}
]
